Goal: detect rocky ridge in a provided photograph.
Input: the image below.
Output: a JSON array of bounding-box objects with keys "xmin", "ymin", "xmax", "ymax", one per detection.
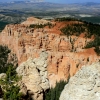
[
  {"xmin": 60, "ymin": 62, "xmax": 100, "ymax": 100},
  {"xmin": 21, "ymin": 17, "xmax": 50, "ymax": 26},
  {"xmin": 0, "ymin": 17, "xmax": 99, "ymax": 88}
]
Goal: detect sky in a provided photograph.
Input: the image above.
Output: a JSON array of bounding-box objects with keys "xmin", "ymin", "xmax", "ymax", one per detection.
[
  {"xmin": 1, "ymin": 0, "xmax": 100, "ymax": 4},
  {"xmin": 45, "ymin": 0, "xmax": 100, "ymax": 4}
]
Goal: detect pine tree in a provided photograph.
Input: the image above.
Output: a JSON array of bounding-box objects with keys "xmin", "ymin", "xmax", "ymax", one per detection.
[
  {"xmin": 0, "ymin": 65, "xmax": 22, "ymax": 100},
  {"xmin": 45, "ymin": 80, "xmax": 68, "ymax": 100}
]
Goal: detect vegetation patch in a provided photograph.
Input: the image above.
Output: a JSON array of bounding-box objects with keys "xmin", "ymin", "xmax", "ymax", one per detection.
[
  {"xmin": 80, "ymin": 17, "xmax": 100, "ymax": 24},
  {"xmin": 0, "ymin": 46, "xmax": 11, "ymax": 73},
  {"xmin": 29, "ymin": 22, "xmax": 53, "ymax": 29},
  {"xmin": 0, "ymin": 65, "xmax": 22, "ymax": 100},
  {"xmin": 45, "ymin": 80, "xmax": 69, "ymax": 100},
  {"xmin": 60, "ymin": 23, "xmax": 85, "ymax": 36},
  {"xmin": 55, "ymin": 17, "xmax": 79, "ymax": 22},
  {"xmin": 60, "ymin": 21, "xmax": 100, "ymax": 37},
  {"xmin": 0, "ymin": 21, "xmax": 9, "ymax": 32},
  {"xmin": 0, "ymin": 45, "xmax": 23, "ymax": 100}
]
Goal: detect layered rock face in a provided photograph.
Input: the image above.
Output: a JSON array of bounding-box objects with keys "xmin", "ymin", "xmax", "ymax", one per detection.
[
  {"xmin": 16, "ymin": 51, "xmax": 49, "ymax": 100},
  {"xmin": 0, "ymin": 17, "xmax": 100, "ymax": 87},
  {"xmin": 60, "ymin": 62, "xmax": 100, "ymax": 100}
]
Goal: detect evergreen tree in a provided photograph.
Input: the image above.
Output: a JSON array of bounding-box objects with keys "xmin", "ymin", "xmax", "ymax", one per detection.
[
  {"xmin": 0, "ymin": 65, "xmax": 22, "ymax": 100},
  {"xmin": 45, "ymin": 80, "xmax": 68, "ymax": 100},
  {"xmin": 0, "ymin": 45, "xmax": 11, "ymax": 73}
]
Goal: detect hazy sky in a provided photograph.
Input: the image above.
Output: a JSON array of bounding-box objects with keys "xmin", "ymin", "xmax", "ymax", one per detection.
[
  {"xmin": 1, "ymin": 0, "xmax": 100, "ymax": 3},
  {"xmin": 45, "ymin": 0, "xmax": 100, "ymax": 3}
]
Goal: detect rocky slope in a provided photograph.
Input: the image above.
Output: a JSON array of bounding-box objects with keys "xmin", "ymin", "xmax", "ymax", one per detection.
[
  {"xmin": 60, "ymin": 62, "xmax": 100, "ymax": 100},
  {"xmin": 0, "ymin": 17, "xmax": 99, "ymax": 88}
]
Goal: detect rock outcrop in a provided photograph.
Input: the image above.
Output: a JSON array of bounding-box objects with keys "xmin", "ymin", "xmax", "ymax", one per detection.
[
  {"xmin": 16, "ymin": 51, "xmax": 49, "ymax": 100},
  {"xmin": 60, "ymin": 62, "xmax": 100, "ymax": 100}
]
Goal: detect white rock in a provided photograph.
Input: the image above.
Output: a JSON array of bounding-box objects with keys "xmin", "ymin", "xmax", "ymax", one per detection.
[
  {"xmin": 16, "ymin": 51, "xmax": 49, "ymax": 100},
  {"xmin": 60, "ymin": 62, "xmax": 100, "ymax": 100}
]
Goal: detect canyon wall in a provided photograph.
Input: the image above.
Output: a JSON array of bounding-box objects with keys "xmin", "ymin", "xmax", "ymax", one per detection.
[{"xmin": 0, "ymin": 17, "xmax": 99, "ymax": 88}]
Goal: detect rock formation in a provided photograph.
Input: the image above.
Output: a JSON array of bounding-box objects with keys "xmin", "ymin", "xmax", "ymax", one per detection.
[
  {"xmin": 60, "ymin": 62, "xmax": 100, "ymax": 100},
  {"xmin": 0, "ymin": 17, "xmax": 100, "ymax": 88},
  {"xmin": 16, "ymin": 51, "xmax": 49, "ymax": 100}
]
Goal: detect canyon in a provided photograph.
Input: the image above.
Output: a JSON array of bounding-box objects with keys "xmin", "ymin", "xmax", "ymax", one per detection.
[{"xmin": 0, "ymin": 17, "xmax": 100, "ymax": 100}]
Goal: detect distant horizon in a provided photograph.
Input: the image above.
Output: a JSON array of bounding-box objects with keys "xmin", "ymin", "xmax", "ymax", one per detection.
[{"xmin": 1, "ymin": 0, "xmax": 100, "ymax": 4}]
